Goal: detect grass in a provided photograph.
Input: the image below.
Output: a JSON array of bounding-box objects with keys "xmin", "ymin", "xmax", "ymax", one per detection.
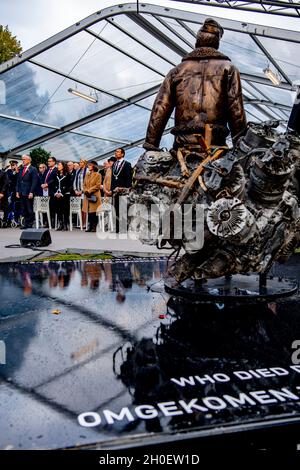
[{"xmin": 33, "ymin": 252, "xmax": 114, "ymax": 262}]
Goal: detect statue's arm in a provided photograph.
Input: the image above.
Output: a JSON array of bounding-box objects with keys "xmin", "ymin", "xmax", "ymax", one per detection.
[
  {"xmin": 227, "ymin": 67, "xmax": 247, "ymax": 142},
  {"xmin": 143, "ymin": 71, "xmax": 175, "ymax": 150}
]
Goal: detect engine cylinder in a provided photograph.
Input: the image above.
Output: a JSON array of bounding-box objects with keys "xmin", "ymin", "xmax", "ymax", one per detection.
[
  {"xmin": 249, "ymin": 137, "xmax": 293, "ymax": 205},
  {"xmin": 206, "ymin": 197, "xmax": 255, "ymax": 243}
]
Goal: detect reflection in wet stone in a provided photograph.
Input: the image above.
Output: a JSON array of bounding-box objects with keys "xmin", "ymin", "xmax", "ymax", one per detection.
[{"xmin": 0, "ymin": 257, "xmax": 300, "ymax": 449}]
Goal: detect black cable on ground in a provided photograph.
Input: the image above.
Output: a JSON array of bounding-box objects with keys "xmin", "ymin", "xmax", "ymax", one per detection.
[
  {"xmin": 4, "ymin": 244, "xmax": 63, "ymax": 254},
  {"xmin": 3, "ymin": 244, "xmax": 85, "ymax": 263},
  {"xmin": 4, "ymin": 244, "xmax": 24, "ymax": 248}
]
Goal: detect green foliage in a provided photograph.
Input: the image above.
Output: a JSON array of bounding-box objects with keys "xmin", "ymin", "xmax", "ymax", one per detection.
[
  {"xmin": 0, "ymin": 25, "xmax": 22, "ymax": 64},
  {"xmin": 34, "ymin": 253, "xmax": 114, "ymax": 262},
  {"xmin": 29, "ymin": 147, "xmax": 51, "ymax": 168}
]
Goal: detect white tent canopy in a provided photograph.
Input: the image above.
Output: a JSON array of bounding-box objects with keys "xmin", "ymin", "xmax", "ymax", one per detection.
[{"xmin": 0, "ymin": 2, "xmax": 299, "ymax": 164}]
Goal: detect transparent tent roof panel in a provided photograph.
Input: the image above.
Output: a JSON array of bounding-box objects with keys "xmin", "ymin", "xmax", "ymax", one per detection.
[
  {"xmin": 259, "ymin": 36, "xmax": 300, "ymax": 83},
  {"xmin": 1, "ymin": 62, "xmax": 55, "ymax": 124},
  {"xmin": 221, "ymin": 31, "xmax": 270, "ymax": 78},
  {"xmin": 0, "ymin": 119, "xmax": 53, "ymax": 153},
  {"xmin": 151, "ymin": 15, "xmax": 195, "ymax": 49},
  {"xmin": 24, "ymin": 132, "xmax": 120, "ymax": 162},
  {"xmin": 248, "ymin": 82, "xmax": 295, "ymax": 107},
  {"xmin": 107, "ymin": 14, "xmax": 182, "ymax": 65},
  {"xmin": 241, "ymin": 80, "xmax": 294, "ymax": 111},
  {"xmin": 0, "ymin": 3, "xmax": 297, "ymax": 160},
  {"xmin": 141, "ymin": 13, "xmax": 193, "ymax": 53},
  {"xmin": 87, "ymin": 20, "xmax": 172, "ymax": 76},
  {"xmin": 77, "ymin": 104, "xmax": 151, "ymax": 143},
  {"xmin": 245, "ymin": 103, "xmax": 274, "ymax": 122},
  {"xmin": 260, "ymin": 105, "xmax": 288, "ymax": 122},
  {"xmin": 0, "ymin": 61, "xmax": 121, "ymax": 129},
  {"xmin": 124, "ymin": 146, "xmax": 144, "ymax": 164},
  {"xmin": 34, "ymin": 30, "xmax": 163, "ymax": 100},
  {"xmin": 159, "ymin": 18, "xmax": 196, "ymax": 45}
]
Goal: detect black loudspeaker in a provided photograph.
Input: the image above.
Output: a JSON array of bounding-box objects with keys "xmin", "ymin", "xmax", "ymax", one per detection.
[{"xmin": 20, "ymin": 229, "xmax": 52, "ymax": 247}]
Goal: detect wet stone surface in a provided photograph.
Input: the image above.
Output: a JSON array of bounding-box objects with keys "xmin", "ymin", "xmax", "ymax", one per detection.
[{"xmin": 0, "ymin": 256, "xmax": 300, "ymax": 449}]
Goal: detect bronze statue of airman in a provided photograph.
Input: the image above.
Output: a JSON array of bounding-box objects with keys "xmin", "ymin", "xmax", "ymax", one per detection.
[
  {"xmin": 128, "ymin": 18, "xmax": 300, "ymax": 285},
  {"xmin": 144, "ymin": 18, "xmax": 247, "ymax": 153}
]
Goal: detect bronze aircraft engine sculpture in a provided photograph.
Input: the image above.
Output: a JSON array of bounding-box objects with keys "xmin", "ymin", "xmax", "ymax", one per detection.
[{"xmin": 127, "ymin": 19, "xmax": 300, "ymax": 289}]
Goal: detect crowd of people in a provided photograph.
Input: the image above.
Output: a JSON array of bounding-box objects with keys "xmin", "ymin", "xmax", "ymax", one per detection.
[{"xmin": 0, "ymin": 148, "xmax": 132, "ymax": 232}]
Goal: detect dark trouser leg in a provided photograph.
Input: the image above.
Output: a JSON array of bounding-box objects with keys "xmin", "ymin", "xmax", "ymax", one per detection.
[
  {"xmin": 91, "ymin": 213, "xmax": 98, "ymax": 230},
  {"xmin": 13, "ymin": 196, "xmax": 21, "ymax": 223},
  {"xmin": 63, "ymin": 195, "xmax": 70, "ymax": 229},
  {"xmin": 54, "ymin": 197, "xmax": 63, "ymax": 227},
  {"xmin": 28, "ymin": 197, "xmax": 34, "ymax": 226},
  {"xmin": 87, "ymin": 212, "xmax": 97, "ymax": 231},
  {"xmin": 1, "ymin": 197, "xmax": 9, "ymax": 224},
  {"xmin": 113, "ymin": 194, "xmax": 119, "ymax": 233},
  {"xmin": 49, "ymin": 196, "xmax": 56, "ymax": 227},
  {"xmin": 20, "ymin": 195, "xmax": 34, "ymax": 227}
]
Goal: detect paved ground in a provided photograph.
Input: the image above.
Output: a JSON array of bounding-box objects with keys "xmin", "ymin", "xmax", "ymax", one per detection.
[{"xmin": 0, "ymin": 228, "xmax": 171, "ymax": 262}]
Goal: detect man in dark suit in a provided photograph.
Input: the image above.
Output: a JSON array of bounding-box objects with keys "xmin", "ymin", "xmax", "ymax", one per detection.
[
  {"xmin": 110, "ymin": 148, "xmax": 132, "ymax": 233},
  {"xmin": 0, "ymin": 168, "xmax": 10, "ymax": 226},
  {"xmin": 41, "ymin": 156, "xmax": 57, "ymax": 226},
  {"xmin": 6, "ymin": 160, "xmax": 20, "ymax": 226},
  {"xmin": 16, "ymin": 155, "xmax": 39, "ymax": 228},
  {"xmin": 6, "ymin": 160, "xmax": 19, "ymax": 191},
  {"xmin": 1, "ymin": 162, "xmax": 14, "ymax": 226},
  {"xmin": 111, "ymin": 148, "xmax": 132, "ymax": 193},
  {"xmin": 41, "ymin": 156, "xmax": 57, "ymax": 196},
  {"xmin": 0, "ymin": 168, "xmax": 9, "ymax": 194}
]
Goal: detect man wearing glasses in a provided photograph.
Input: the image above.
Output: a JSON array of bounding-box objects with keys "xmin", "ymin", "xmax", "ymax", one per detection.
[{"xmin": 41, "ymin": 156, "xmax": 57, "ymax": 227}]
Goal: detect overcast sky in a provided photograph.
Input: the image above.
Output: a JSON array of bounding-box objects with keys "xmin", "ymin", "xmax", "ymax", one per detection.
[{"xmin": 2, "ymin": 0, "xmax": 300, "ymax": 51}]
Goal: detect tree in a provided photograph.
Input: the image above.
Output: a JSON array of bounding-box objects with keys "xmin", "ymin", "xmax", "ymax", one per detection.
[
  {"xmin": 29, "ymin": 147, "xmax": 51, "ymax": 168},
  {"xmin": 0, "ymin": 25, "xmax": 22, "ymax": 65}
]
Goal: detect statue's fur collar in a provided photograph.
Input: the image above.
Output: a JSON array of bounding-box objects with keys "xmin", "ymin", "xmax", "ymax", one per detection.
[{"xmin": 182, "ymin": 47, "xmax": 231, "ymax": 62}]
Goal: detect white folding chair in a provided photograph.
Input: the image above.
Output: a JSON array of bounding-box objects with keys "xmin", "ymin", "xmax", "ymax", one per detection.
[
  {"xmin": 97, "ymin": 198, "xmax": 114, "ymax": 232},
  {"xmin": 69, "ymin": 196, "xmax": 83, "ymax": 231},
  {"xmin": 33, "ymin": 196, "xmax": 51, "ymax": 229}
]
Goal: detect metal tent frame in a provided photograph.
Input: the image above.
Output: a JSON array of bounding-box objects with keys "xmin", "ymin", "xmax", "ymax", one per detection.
[{"xmin": 0, "ymin": 2, "xmax": 299, "ymax": 163}]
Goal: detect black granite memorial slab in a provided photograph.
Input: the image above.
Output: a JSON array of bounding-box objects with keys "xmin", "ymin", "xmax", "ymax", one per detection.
[{"xmin": 1, "ymin": 257, "xmax": 300, "ymax": 451}]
